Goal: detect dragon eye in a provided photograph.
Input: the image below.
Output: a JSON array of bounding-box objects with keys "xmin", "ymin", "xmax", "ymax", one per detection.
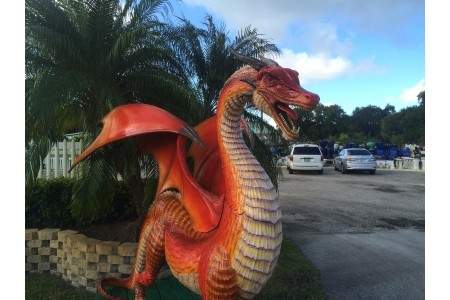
[{"xmin": 266, "ymin": 74, "xmax": 277, "ymax": 82}]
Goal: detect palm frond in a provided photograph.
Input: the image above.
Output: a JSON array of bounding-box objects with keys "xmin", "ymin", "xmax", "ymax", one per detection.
[
  {"xmin": 70, "ymin": 150, "xmax": 119, "ymax": 224},
  {"xmin": 25, "ymin": 138, "xmax": 52, "ymax": 186},
  {"xmin": 244, "ymin": 130, "xmax": 279, "ymax": 190}
]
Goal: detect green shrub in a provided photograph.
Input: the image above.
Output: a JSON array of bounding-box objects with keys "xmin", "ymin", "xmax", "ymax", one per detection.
[
  {"xmin": 26, "ymin": 178, "xmax": 77, "ymax": 228},
  {"xmin": 25, "ymin": 178, "xmax": 137, "ymax": 229}
]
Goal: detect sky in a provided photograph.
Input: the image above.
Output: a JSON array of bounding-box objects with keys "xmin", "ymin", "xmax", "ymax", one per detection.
[{"xmin": 168, "ymin": 0, "xmax": 424, "ymax": 114}]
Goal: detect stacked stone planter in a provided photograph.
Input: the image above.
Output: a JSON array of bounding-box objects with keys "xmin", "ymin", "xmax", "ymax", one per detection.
[{"xmin": 26, "ymin": 228, "xmax": 137, "ymax": 292}]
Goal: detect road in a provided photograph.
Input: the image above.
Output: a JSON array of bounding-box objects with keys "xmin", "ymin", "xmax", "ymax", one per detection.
[{"xmin": 279, "ymin": 168, "xmax": 425, "ymax": 300}]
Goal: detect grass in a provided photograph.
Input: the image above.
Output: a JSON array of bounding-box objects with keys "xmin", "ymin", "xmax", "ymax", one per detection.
[
  {"xmin": 259, "ymin": 238, "xmax": 326, "ymax": 300},
  {"xmin": 26, "ymin": 238, "xmax": 325, "ymax": 300},
  {"xmin": 26, "ymin": 273, "xmax": 96, "ymax": 300}
]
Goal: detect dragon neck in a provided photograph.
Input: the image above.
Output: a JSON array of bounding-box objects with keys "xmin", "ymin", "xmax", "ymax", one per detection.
[
  {"xmin": 216, "ymin": 82, "xmax": 275, "ymax": 212},
  {"xmin": 216, "ymin": 80, "xmax": 282, "ymax": 299}
]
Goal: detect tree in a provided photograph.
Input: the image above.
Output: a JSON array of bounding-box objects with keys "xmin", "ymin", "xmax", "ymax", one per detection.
[
  {"xmin": 169, "ymin": 15, "xmax": 282, "ymax": 184},
  {"xmin": 169, "ymin": 15, "xmax": 279, "ymax": 121},
  {"xmin": 381, "ymin": 106, "xmax": 424, "ymax": 145},
  {"xmin": 320, "ymin": 104, "xmax": 349, "ymax": 138},
  {"xmin": 294, "ymin": 108, "xmax": 317, "ymax": 142},
  {"xmin": 350, "ymin": 104, "xmax": 394, "ymax": 139},
  {"xmin": 417, "ymin": 90, "xmax": 425, "ymax": 107},
  {"xmin": 383, "ymin": 104, "xmax": 396, "ymax": 115},
  {"xmin": 26, "ymin": 0, "xmax": 194, "ymax": 222},
  {"xmin": 294, "ymin": 103, "xmax": 349, "ymax": 142},
  {"xmin": 26, "ymin": 1, "xmax": 282, "ymax": 222}
]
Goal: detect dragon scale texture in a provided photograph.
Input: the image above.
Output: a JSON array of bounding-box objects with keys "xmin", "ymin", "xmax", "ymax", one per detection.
[{"xmin": 219, "ymin": 93, "xmax": 282, "ymax": 299}]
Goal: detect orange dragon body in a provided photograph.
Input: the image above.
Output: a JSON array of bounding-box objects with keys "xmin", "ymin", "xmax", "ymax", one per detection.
[{"xmin": 72, "ymin": 54, "xmax": 319, "ymax": 300}]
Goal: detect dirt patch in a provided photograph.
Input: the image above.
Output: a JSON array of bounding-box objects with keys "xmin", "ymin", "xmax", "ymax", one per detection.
[
  {"xmin": 374, "ymin": 223, "xmax": 396, "ymax": 230},
  {"xmin": 378, "ymin": 217, "xmax": 425, "ymax": 229},
  {"xmin": 413, "ymin": 185, "xmax": 425, "ymax": 192},
  {"xmin": 372, "ymin": 185, "xmax": 403, "ymax": 193}
]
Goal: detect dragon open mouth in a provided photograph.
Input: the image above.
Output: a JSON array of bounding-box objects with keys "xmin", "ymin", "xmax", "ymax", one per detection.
[{"xmin": 273, "ymin": 102, "xmax": 300, "ymax": 140}]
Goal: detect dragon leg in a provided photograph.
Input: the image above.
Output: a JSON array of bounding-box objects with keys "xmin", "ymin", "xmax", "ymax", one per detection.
[
  {"xmin": 200, "ymin": 245, "xmax": 238, "ymax": 300},
  {"xmin": 97, "ymin": 193, "xmax": 171, "ymax": 300}
]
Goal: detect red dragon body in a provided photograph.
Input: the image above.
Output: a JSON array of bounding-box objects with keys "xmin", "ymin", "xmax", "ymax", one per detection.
[{"xmin": 72, "ymin": 55, "xmax": 319, "ymax": 300}]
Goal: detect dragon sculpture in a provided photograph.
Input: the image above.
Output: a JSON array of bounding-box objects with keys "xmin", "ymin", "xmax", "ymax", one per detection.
[{"xmin": 71, "ymin": 54, "xmax": 319, "ymax": 300}]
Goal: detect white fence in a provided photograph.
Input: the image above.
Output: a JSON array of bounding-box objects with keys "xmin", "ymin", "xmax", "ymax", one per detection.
[
  {"xmin": 37, "ymin": 138, "xmax": 84, "ymax": 180},
  {"xmin": 36, "ymin": 136, "xmax": 151, "ymax": 180}
]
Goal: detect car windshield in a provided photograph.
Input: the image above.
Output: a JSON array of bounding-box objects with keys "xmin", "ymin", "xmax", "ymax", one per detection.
[
  {"xmin": 347, "ymin": 149, "xmax": 371, "ymax": 155},
  {"xmin": 293, "ymin": 146, "xmax": 321, "ymax": 155}
]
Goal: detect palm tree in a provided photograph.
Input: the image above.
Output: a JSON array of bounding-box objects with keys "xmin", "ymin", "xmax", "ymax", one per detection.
[
  {"xmin": 26, "ymin": 0, "xmax": 196, "ymax": 222},
  {"xmin": 169, "ymin": 15, "xmax": 283, "ymax": 184},
  {"xmin": 26, "ymin": 1, "xmax": 283, "ymax": 224},
  {"xmin": 169, "ymin": 16, "xmax": 279, "ymax": 120}
]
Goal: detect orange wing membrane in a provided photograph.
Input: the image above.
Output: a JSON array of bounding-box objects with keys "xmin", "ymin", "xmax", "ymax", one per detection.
[{"xmin": 71, "ymin": 103, "xmax": 223, "ymax": 232}]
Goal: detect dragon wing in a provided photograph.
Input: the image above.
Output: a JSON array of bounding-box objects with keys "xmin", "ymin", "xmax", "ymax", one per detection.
[
  {"xmin": 71, "ymin": 104, "xmax": 223, "ymax": 232},
  {"xmin": 187, "ymin": 116, "xmax": 224, "ymax": 195}
]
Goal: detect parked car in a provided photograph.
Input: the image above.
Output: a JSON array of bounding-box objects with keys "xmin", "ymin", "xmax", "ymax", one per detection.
[
  {"xmin": 334, "ymin": 148, "xmax": 376, "ymax": 174},
  {"xmin": 287, "ymin": 144, "xmax": 324, "ymax": 174}
]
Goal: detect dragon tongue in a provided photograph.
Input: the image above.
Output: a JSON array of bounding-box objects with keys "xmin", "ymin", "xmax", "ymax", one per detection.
[{"xmin": 276, "ymin": 103, "xmax": 298, "ymax": 121}]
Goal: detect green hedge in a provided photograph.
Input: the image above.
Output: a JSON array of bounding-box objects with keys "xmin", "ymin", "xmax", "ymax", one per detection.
[{"xmin": 25, "ymin": 178, "xmax": 137, "ymax": 229}]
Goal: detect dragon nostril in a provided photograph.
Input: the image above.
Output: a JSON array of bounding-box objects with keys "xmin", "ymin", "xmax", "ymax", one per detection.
[
  {"xmin": 307, "ymin": 93, "xmax": 319, "ymax": 103},
  {"xmin": 303, "ymin": 93, "xmax": 320, "ymax": 105},
  {"xmin": 314, "ymin": 94, "xmax": 320, "ymax": 103}
]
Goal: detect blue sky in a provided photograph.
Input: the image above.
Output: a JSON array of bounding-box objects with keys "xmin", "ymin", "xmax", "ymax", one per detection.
[{"xmin": 168, "ymin": 0, "xmax": 424, "ymax": 114}]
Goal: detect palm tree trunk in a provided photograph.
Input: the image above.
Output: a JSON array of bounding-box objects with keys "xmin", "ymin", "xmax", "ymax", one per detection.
[{"xmin": 121, "ymin": 157, "xmax": 148, "ymax": 240}]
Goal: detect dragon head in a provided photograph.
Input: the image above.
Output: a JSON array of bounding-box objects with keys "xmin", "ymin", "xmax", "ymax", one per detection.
[{"xmin": 233, "ymin": 53, "xmax": 320, "ymax": 140}]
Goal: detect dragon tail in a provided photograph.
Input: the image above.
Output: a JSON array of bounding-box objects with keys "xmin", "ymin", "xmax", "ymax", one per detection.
[{"xmin": 96, "ymin": 276, "xmax": 133, "ymax": 300}]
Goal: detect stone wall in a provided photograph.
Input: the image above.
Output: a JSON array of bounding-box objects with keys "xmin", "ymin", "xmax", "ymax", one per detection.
[{"xmin": 25, "ymin": 228, "xmax": 138, "ymax": 292}]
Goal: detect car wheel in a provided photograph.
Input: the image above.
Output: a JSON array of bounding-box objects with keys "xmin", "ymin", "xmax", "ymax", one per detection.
[
  {"xmin": 288, "ymin": 167, "xmax": 293, "ymax": 174},
  {"xmin": 334, "ymin": 163, "xmax": 337, "ymax": 171},
  {"xmin": 341, "ymin": 164, "xmax": 347, "ymax": 174},
  {"xmin": 369, "ymin": 170, "xmax": 376, "ymax": 175},
  {"xmin": 318, "ymin": 169, "xmax": 324, "ymax": 175}
]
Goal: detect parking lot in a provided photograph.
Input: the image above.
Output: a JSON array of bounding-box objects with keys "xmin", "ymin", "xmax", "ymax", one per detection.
[{"xmin": 279, "ymin": 168, "xmax": 424, "ymax": 300}]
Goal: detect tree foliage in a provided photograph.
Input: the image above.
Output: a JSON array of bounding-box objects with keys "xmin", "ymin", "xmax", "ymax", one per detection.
[
  {"xmin": 26, "ymin": 0, "xmax": 194, "ymax": 221},
  {"xmin": 349, "ymin": 105, "xmax": 394, "ymax": 139},
  {"xmin": 294, "ymin": 104, "xmax": 349, "ymax": 142},
  {"xmin": 292, "ymin": 101, "xmax": 423, "ymax": 146},
  {"xmin": 26, "ymin": 0, "xmax": 280, "ymax": 222},
  {"xmin": 381, "ymin": 106, "xmax": 425, "ymax": 145},
  {"xmin": 169, "ymin": 15, "xmax": 279, "ymax": 121}
]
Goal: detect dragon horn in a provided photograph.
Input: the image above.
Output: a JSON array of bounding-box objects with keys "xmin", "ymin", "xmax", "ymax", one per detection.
[
  {"xmin": 260, "ymin": 56, "xmax": 279, "ymax": 67},
  {"xmin": 231, "ymin": 51, "xmax": 267, "ymax": 70},
  {"xmin": 232, "ymin": 51, "xmax": 279, "ymax": 70}
]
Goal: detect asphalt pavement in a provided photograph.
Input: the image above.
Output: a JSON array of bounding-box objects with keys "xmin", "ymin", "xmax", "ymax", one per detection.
[{"xmin": 279, "ymin": 168, "xmax": 425, "ymax": 300}]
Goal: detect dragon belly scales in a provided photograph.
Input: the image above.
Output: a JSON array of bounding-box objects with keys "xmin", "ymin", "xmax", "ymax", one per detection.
[
  {"xmin": 220, "ymin": 94, "xmax": 282, "ymax": 299},
  {"xmin": 169, "ymin": 91, "xmax": 282, "ymax": 299}
]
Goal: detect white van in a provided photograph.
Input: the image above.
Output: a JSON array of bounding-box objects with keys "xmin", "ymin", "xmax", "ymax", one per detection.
[{"xmin": 287, "ymin": 144, "xmax": 324, "ymax": 174}]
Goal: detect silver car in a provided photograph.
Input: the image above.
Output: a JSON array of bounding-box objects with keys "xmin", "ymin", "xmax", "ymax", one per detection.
[{"xmin": 334, "ymin": 148, "xmax": 376, "ymax": 174}]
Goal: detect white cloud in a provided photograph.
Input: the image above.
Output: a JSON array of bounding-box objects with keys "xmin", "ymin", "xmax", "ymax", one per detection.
[
  {"xmin": 277, "ymin": 49, "xmax": 351, "ymax": 82},
  {"xmin": 184, "ymin": 0, "xmax": 422, "ymax": 44},
  {"xmin": 184, "ymin": 0, "xmax": 297, "ymax": 39},
  {"xmin": 301, "ymin": 22, "xmax": 352, "ymax": 57},
  {"xmin": 399, "ymin": 79, "xmax": 425, "ymax": 103},
  {"xmin": 277, "ymin": 49, "xmax": 380, "ymax": 83},
  {"xmin": 183, "ymin": 1, "xmax": 388, "ymax": 82}
]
